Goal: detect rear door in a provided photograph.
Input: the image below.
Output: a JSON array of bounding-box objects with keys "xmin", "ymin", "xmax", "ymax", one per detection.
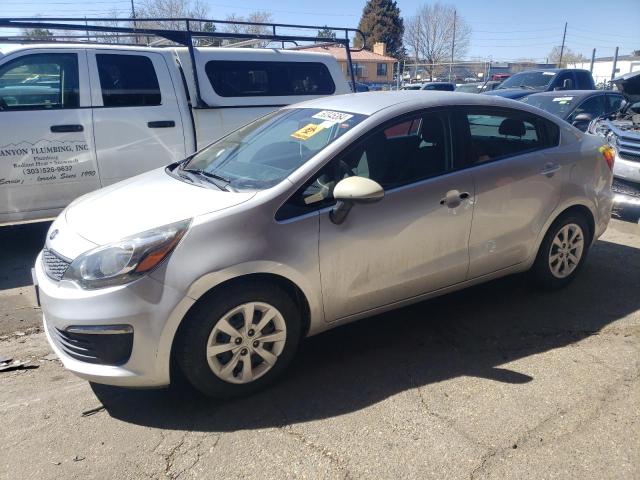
[
  {"xmin": 88, "ymin": 50, "xmax": 185, "ymax": 185},
  {"xmin": 457, "ymin": 107, "xmax": 564, "ymax": 278},
  {"xmin": 0, "ymin": 49, "xmax": 100, "ymax": 222}
]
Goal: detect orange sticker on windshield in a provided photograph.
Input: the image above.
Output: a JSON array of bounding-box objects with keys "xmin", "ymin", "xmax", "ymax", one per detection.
[{"xmin": 291, "ymin": 123, "xmax": 325, "ymax": 140}]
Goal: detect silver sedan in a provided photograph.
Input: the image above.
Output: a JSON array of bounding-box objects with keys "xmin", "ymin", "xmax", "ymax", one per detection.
[{"xmin": 36, "ymin": 91, "xmax": 615, "ymax": 396}]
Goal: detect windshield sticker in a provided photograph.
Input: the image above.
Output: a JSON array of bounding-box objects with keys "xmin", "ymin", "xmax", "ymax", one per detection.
[
  {"xmin": 291, "ymin": 123, "xmax": 325, "ymax": 141},
  {"xmin": 552, "ymin": 97, "xmax": 574, "ymax": 102},
  {"xmin": 543, "ymin": 72, "xmax": 556, "ymax": 75},
  {"xmin": 312, "ymin": 110, "xmax": 354, "ymax": 123}
]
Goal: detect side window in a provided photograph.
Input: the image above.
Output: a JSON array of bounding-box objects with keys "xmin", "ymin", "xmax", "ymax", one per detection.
[
  {"xmin": 464, "ymin": 109, "xmax": 547, "ymax": 163},
  {"xmin": 555, "ymin": 72, "xmax": 574, "ymax": 90},
  {"xmin": 96, "ymin": 54, "xmax": 161, "ymax": 107},
  {"xmin": 569, "ymin": 95, "xmax": 605, "ymax": 121},
  {"xmin": 606, "ymin": 94, "xmax": 624, "ymax": 114},
  {"xmin": 377, "ymin": 63, "xmax": 388, "ymax": 77},
  {"xmin": 205, "ymin": 61, "xmax": 336, "ymax": 97},
  {"xmin": 576, "ymin": 71, "xmax": 593, "ymax": 89},
  {"xmin": 0, "ymin": 53, "xmax": 79, "ymax": 111},
  {"xmin": 276, "ymin": 112, "xmax": 450, "ymax": 220}
]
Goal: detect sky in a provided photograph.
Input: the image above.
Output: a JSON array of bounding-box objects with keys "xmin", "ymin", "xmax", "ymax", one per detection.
[{"xmin": 2, "ymin": 0, "xmax": 639, "ymax": 61}]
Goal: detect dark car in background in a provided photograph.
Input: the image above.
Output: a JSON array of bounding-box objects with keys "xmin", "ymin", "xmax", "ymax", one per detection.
[
  {"xmin": 520, "ymin": 90, "xmax": 624, "ymax": 131},
  {"xmin": 483, "ymin": 69, "xmax": 596, "ymax": 100},
  {"xmin": 402, "ymin": 82, "xmax": 456, "ymax": 91}
]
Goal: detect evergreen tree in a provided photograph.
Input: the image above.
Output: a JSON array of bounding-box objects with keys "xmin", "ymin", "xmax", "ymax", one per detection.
[{"xmin": 355, "ymin": 0, "xmax": 404, "ymax": 59}]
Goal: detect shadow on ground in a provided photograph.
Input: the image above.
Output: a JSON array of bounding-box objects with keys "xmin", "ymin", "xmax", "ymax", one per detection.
[
  {"xmin": 92, "ymin": 237, "xmax": 640, "ymax": 432},
  {"xmin": 0, "ymin": 221, "xmax": 51, "ymax": 290}
]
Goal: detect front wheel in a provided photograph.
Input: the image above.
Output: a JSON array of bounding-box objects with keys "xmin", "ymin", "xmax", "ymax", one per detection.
[
  {"xmin": 175, "ymin": 283, "xmax": 302, "ymax": 397},
  {"xmin": 531, "ymin": 214, "xmax": 591, "ymax": 290}
]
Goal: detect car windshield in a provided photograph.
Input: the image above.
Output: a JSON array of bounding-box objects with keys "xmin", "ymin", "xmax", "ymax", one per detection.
[
  {"xmin": 456, "ymin": 83, "xmax": 481, "ymax": 93},
  {"xmin": 499, "ymin": 71, "xmax": 556, "ymax": 90},
  {"xmin": 520, "ymin": 95, "xmax": 577, "ymax": 117},
  {"xmin": 182, "ymin": 107, "xmax": 367, "ymax": 191}
]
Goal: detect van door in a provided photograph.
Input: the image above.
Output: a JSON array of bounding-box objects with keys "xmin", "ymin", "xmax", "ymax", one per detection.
[
  {"xmin": 0, "ymin": 50, "xmax": 100, "ymax": 224},
  {"xmin": 88, "ymin": 50, "xmax": 185, "ymax": 185}
]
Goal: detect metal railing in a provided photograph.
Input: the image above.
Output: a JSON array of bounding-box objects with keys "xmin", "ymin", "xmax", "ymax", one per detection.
[{"xmin": 0, "ymin": 17, "xmax": 365, "ymax": 107}]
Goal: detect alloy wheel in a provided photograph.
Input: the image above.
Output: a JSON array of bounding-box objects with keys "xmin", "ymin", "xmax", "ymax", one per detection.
[{"xmin": 548, "ymin": 223, "xmax": 585, "ymax": 279}]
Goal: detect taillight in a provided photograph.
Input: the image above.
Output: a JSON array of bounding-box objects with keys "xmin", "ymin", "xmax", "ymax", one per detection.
[{"xmin": 598, "ymin": 145, "xmax": 615, "ymax": 171}]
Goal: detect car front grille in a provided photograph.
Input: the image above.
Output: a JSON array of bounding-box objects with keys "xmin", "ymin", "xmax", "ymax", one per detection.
[
  {"xmin": 616, "ymin": 133, "xmax": 640, "ymax": 163},
  {"xmin": 42, "ymin": 248, "xmax": 71, "ymax": 281}
]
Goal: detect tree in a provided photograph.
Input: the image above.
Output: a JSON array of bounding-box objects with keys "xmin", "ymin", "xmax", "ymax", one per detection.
[
  {"xmin": 354, "ymin": 0, "xmax": 404, "ymax": 59},
  {"xmin": 404, "ymin": 2, "xmax": 471, "ymax": 81},
  {"xmin": 136, "ymin": 0, "xmax": 209, "ymax": 31},
  {"xmin": 223, "ymin": 11, "xmax": 273, "ymax": 46},
  {"xmin": 22, "ymin": 28, "xmax": 54, "ymax": 40},
  {"xmin": 317, "ymin": 26, "xmax": 337, "ymax": 41},
  {"xmin": 548, "ymin": 46, "xmax": 586, "ymax": 67}
]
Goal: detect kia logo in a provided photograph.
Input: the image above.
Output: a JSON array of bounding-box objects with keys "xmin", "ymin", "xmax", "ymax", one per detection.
[{"xmin": 49, "ymin": 229, "xmax": 59, "ymax": 240}]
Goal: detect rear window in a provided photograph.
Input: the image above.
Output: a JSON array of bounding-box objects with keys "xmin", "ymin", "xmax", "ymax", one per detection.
[
  {"xmin": 205, "ymin": 61, "xmax": 336, "ymax": 97},
  {"xmin": 96, "ymin": 54, "xmax": 161, "ymax": 107}
]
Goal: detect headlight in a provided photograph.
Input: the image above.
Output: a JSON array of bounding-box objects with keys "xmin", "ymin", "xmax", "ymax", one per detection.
[{"xmin": 63, "ymin": 219, "xmax": 191, "ymax": 289}]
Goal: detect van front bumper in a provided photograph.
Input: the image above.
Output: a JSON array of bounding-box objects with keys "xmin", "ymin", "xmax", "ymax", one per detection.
[{"xmin": 36, "ymin": 251, "xmax": 189, "ymax": 388}]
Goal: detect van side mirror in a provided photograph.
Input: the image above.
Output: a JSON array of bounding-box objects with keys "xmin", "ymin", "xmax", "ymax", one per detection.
[
  {"xmin": 572, "ymin": 112, "xmax": 593, "ymax": 127},
  {"xmin": 330, "ymin": 176, "xmax": 384, "ymax": 224}
]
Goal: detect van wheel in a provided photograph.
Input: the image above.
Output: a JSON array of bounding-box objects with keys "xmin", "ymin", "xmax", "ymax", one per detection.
[
  {"xmin": 531, "ymin": 213, "xmax": 590, "ymax": 290},
  {"xmin": 175, "ymin": 282, "xmax": 301, "ymax": 397}
]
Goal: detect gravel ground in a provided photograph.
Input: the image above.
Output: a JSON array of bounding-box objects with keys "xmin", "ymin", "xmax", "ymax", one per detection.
[{"xmin": 0, "ymin": 219, "xmax": 638, "ymax": 479}]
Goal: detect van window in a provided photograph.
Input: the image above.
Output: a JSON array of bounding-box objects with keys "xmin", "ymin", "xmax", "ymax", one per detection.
[
  {"xmin": 205, "ymin": 61, "xmax": 336, "ymax": 97},
  {"xmin": 569, "ymin": 95, "xmax": 605, "ymax": 122},
  {"xmin": 96, "ymin": 54, "xmax": 161, "ymax": 107},
  {"xmin": 0, "ymin": 53, "xmax": 79, "ymax": 111},
  {"xmin": 463, "ymin": 109, "xmax": 552, "ymax": 163}
]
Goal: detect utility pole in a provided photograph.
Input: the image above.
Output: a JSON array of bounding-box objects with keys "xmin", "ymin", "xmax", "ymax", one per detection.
[
  {"xmin": 449, "ymin": 9, "xmax": 456, "ymax": 82},
  {"xmin": 611, "ymin": 46, "xmax": 619, "ymax": 81},
  {"xmin": 558, "ymin": 22, "xmax": 567, "ymax": 67},
  {"xmin": 130, "ymin": 0, "xmax": 138, "ymax": 44},
  {"xmin": 589, "ymin": 48, "xmax": 596, "ymax": 73}
]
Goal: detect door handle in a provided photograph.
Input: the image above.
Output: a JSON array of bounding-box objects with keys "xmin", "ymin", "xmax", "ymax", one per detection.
[
  {"xmin": 50, "ymin": 124, "xmax": 83, "ymax": 133},
  {"xmin": 540, "ymin": 162, "xmax": 561, "ymax": 176},
  {"xmin": 440, "ymin": 190, "xmax": 470, "ymax": 208},
  {"xmin": 148, "ymin": 120, "xmax": 175, "ymax": 128}
]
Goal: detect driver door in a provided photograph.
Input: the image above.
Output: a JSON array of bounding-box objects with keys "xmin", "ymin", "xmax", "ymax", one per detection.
[{"xmin": 313, "ymin": 111, "xmax": 475, "ymax": 322}]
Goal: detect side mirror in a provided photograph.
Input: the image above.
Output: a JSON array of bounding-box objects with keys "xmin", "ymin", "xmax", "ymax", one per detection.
[
  {"xmin": 330, "ymin": 176, "xmax": 384, "ymax": 224},
  {"xmin": 572, "ymin": 112, "xmax": 593, "ymax": 127}
]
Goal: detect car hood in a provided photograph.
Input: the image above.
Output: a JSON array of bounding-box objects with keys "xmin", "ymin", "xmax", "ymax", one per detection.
[
  {"xmin": 612, "ymin": 70, "xmax": 640, "ymax": 104},
  {"xmin": 65, "ymin": 167, "xmax": 255, "ymax": 245},
  {"xmin": 482, "ymin": 88, "xmax": 535, "ymax": 100}
]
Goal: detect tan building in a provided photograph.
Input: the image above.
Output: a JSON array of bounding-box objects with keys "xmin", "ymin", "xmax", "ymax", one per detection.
[{"xmin": 301, "ymin": 42, "xmax": 397, "ymax": 85}]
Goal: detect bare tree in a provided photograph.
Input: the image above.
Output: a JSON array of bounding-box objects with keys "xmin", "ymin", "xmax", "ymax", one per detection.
[
  {"xmin": 223, "ymin": 11, "xmax": 273, "ymax": 46},
  {"xmin": 404, "ymin": 2, "xmax": 471, "ymax": 81},
  {"xmin": 547, "ymin": 46, "xmax": 586, "ymax": 67},
  {"xmin": 136, "ymin": 0, "xmax": 209, "ymax": 31}
]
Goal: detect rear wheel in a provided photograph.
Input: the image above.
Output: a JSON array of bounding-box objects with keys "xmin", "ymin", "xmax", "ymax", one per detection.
[
  {"xmin": 175, "ymin": 282, "xmax": 301, "ymax": 397},
  {"xmin": 531, "ymin": 214, "xmax": 590, "ymax": 290}
]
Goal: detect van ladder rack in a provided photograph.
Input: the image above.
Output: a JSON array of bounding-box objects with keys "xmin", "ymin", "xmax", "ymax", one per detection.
[{"xmin": 0, "ymin": 17, "xmax": 365, "ymax": 108}]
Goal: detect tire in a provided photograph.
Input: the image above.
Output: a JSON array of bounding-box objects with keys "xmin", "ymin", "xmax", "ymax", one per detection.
[
  {"xmin": 531, "ymin": 213, "xmax": 591, "ymax": 290},
  {"xmin": 175, "ymin": 282, "xmax": 302, "ymax": 397}
]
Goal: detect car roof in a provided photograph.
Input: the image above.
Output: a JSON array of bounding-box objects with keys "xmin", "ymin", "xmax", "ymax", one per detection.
[
  {"xmin": 524, "ymin": 89, "xmax": 620, "ymax": 99},
  {"xmin": 286, "ymin": 90, "xmax": 559, "ymax": 118}
]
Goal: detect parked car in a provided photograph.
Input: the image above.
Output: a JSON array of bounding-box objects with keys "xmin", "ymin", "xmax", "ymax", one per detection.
[
  {"xmin": 520, "ymin": 90, "xmax": 624, "ymax": 131},
  {"xmin": 0, "ymin": 43, "xmax": 350, "ymax": 225},
  {"xmin": 491, "ymin": 73, "xmax": 511, "ymax": 82},
  {"xmin": 352, "ymin": 82, "xmax": 370, "ymax": 92},
  {"xmin": 589, "ymin": 70, "xmax": 640, "ymax": 186},
  {"xmin": 35, "ymin": 91, "xmax": 614, "ymax": 397},
  {"xmin": 455, "ymin": 81, "xmax": 502, "ymax": 94},
  {"xmin": 402, "ymin": 82, "xmax": 456, "ymax": 91},
  {"xmin": 484, "ymin": 69, "xmax": 596, "ymax": 100}
]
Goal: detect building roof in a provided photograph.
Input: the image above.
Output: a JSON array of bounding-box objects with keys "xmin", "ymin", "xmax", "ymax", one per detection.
[{"xmin": 298, "ymin": 45, "xmax": 396, "ymax": 62}]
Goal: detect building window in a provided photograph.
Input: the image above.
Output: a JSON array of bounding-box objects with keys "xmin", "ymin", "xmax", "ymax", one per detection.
[{"xmin": 377, "ymin": 63, "xmax": 388, "ymax": 77}]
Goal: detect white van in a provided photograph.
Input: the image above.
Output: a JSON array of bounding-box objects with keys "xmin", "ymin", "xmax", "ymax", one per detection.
[{"xmin": 0, "ymin": 43, "xmax": 350, "ymax": 224}]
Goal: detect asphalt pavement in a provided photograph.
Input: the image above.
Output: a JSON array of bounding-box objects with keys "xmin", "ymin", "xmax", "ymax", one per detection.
[{"xmin": 0, "ymin": 219, "xmax": 638, "ymax": 479}]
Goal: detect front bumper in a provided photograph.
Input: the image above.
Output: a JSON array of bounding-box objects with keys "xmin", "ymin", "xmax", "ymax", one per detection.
[
  {"xmin": 613, "ymin": 153, "xmax": 640, "ymax": 184},
  {"xmin": 36, "ymin": 252, "xmax": 189, "ymax": 388}
]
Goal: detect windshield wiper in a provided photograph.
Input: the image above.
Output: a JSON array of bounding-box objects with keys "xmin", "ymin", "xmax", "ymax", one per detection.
[{"xmin": 182, "ymin": 168, "xmax": 231, "ymax": 191}]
